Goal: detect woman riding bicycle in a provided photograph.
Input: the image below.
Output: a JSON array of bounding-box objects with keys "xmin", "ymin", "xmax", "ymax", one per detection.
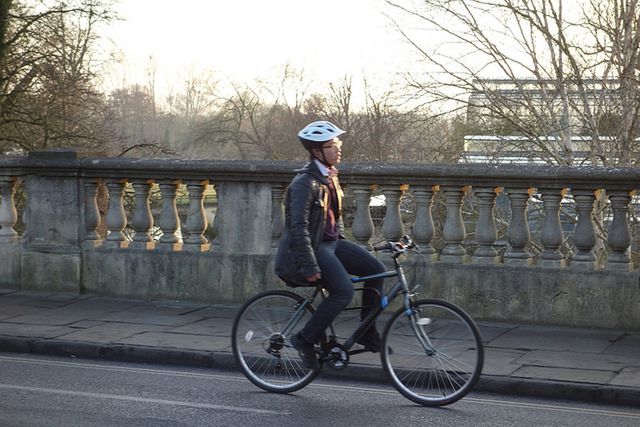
[{"xmin": 275, "ymin": 120, "xmax": 386, "ymax": 368}]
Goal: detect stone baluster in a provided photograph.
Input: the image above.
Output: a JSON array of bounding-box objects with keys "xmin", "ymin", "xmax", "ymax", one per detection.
[
  {"xmin": 157, "ymin": 179, "xmax": 182, "ymax": 251},
  {"xmin": 473, "ymin": 187, "xmax": 500, "ymax": 264},
  {"xmin": 539, "ymin": 188, "xmax": 565, "ymax": 267},
  {"xmin": 209, "ymin": 183, "xmax": 220, "ymax": 249},
  {"xmin": 0, "ymin": 177, "xmax": 18, "ymax": 243},
  {"xmin": 380, "ymin": 185, "xmax": 406, "ymax": 242},
  {"xmin": 104, "ymin": 178, "xmax": 129, "ymax": 249},
  {"xmin": 606, "ymin": 190, "xmax": 632, "ymax": 270},
  {"xmin": 351, "ymin": 184, "xmax": 375, "ymax": 249},
  {"xmin": 83, "ymin": 178, "xmax": 102, "ymax": 247},
  {"xmin": 271, "ymin": 183, "xmax": 286, "ymax": 248},
  {"xmin": 441, "ymin": 185, "xmax": 468, "ymax": 262},
  {"xmin": 183, "ymin": 179, "xmax": 209, "ymax": 252},
  {"xmin": 571, "ymin": 189, "xmax": 597, "ymax": 269},
  {"xmin": 504, "ymin": 188, "xmax": 533, "ymax": 266},
  {"xmin": 412, "ymin": 186, "xmax": 436, "ymax": 257},
  {"xmin": 130, "ymin": 179, "xmax": 155, "ymax": 250}
]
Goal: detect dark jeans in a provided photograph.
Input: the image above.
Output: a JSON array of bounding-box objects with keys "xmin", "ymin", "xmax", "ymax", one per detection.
[{"xmin": 299, "ymin": 239, "xmax": 386, "ymax": 343}]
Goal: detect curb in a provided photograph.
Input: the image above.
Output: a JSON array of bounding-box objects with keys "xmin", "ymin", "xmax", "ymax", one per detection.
[{"xmin": 1, "ymin": 335, "xmax": 638, "ymax": 406}]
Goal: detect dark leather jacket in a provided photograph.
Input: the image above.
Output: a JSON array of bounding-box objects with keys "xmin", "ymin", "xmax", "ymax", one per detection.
[{"xmin": 275, "ymin": 161, "xmax": 343, "ymax": 286}]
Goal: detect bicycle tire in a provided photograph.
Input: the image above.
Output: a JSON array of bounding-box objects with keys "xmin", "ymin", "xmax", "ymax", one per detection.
[
  {"xmin": 231, "ymin": 290, "xmax": 321, "ymax": 393},
  {"xmin": 381, "ymin": 298, "xmax": 484, "ymax": 406}
]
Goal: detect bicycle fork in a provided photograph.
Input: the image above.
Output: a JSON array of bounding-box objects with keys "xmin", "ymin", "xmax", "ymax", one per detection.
[
  {"xmin": 407, "ymin": 312, "xmax": 437, "ymax": 356},
  {"xmin": 402, "ymin": 289, "xmax": 437, "ymax": 357}
]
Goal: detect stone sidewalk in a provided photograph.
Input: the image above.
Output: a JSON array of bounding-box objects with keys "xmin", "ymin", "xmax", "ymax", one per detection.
[{"xmin": 0, "ymin": 289, "xmax": 638, "ymax": 405}]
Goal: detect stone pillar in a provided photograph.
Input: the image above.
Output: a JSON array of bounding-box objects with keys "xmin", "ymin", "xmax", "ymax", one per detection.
[
  {"xmin": 380, "ymin": 185, "xmax": 405, "ymax": 241},
  {"xmin": 504, "ymin": 188, "xmax": 533, "ymax": 266},
  {"xmin": 21, "ymin": 151, "xmax": 83, "ymax": 292},
  {"xmin": 157, "ymin": 179, "xmax": 182, "ymax": 251},
  {"xmin": 473, "ymin": 187, "xmax": 500, "ymax": 264},
  {"xmin": 571, "ymin": 189, "xmax": 597, "ymax": 269},
  {"xmin": 351, "ymin": 184, "xmax": 375, "ymax": 249},
  {"xmin": 539, "ymin": 188, "xmax": 565, "ymax": 267},
  {"xmin": 412, "ymin": 186, "xmax": 436, "ymax": 257},
  {"xmin": 183, "ymin": 179, "xmax": 209, "ymax": 252},
  {"xmin": 0, "ymin": 177, "xmax": 19, "ymax": 243},
  {"xmin": 271, "ymin": 183, "xmax": 286, "ymax": 248},
  {"xmin": 83, "ymin": 178, "xmax": 102, "ymax": 248},
  {"xmin": 214, "ymin": 181, "xmax": 272, "ymax": 255},
  {"xmin": 103, "ymin": 178, "xmax": 129, "ymax": 249},
  {"xmin": 606, "ymin": 190, "xmax": 633, "ymax": 270},
  {"xmin": 0, "ymin": 176, "xmax": 19, "ymax": 288},
  {"xmin": 130, "ymin": 179, "xmax": 155, "ymax": 250},
  {"xmin": 441, "ymin": 185, "xmax": 468, "ymax": 262}
]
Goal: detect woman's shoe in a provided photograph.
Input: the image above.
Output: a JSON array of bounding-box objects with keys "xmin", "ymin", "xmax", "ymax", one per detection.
[{"xmin": 290, "ymin": 333, "xmax": 319, "ymax": 369}]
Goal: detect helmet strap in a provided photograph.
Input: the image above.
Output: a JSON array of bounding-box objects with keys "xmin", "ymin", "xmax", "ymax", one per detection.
[{"xmin": 311, "ymin": 147, "xmax": 333, "ymax": 167}]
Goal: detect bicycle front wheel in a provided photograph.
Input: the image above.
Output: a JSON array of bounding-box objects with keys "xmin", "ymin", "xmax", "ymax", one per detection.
[
  {"xmin": 231, "ymin": 290, "xmax": 320, "ymax": 393},
  {"xmin": 381, "ymin": 299, "xmax": 484, "ymax": 406}
]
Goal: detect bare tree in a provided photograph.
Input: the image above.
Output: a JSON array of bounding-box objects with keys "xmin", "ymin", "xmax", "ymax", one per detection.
[
  {"xmin": 386, "ymin": 0, "xmax": 640, "ymax": 166},
  {"xmin": 160, "ymin": 69, "xmax": 221, "ymax": 156},
  {"xmin": 200, "ymin": 65, "xmax": 311, "ymax": 160},
  {"xmin": 584, "ymin": 0, "xmax": 640, "ymax": 165},
  {"xmin": 106, "ymin": 84, "xmax": 170, "ymax": 156},
  {"xmin": 309, "ymin": 75, "xmax": 460, "ymax": 163},
  {"xmin": 0, "ymin": 0, "xmax": 117, "ymax": 153}
]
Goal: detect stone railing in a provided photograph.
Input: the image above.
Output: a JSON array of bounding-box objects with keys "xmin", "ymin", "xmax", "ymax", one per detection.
[
  {"xmin": 1, "ymin": 151, "xmax": 639, "ymax": 329},
  {"xmin": 345, "ymin": 162, "xmax": 638, "ymax": 269}
]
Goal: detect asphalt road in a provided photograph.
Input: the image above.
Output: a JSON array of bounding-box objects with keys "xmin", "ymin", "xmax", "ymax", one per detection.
[{"xmin": 0, "ymin": 352, "xmax": 638, "ymax": 427}]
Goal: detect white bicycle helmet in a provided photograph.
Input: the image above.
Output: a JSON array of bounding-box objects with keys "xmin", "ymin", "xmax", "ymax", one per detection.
[{"xmin": 298, "ymin": 121, "xmax": 345, "ymax": 149}]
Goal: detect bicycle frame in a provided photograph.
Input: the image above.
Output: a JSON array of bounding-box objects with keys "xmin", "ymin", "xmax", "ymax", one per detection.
[{"xmin": 290, "ymin": 255, "xmax": 422, "ymax": 354}]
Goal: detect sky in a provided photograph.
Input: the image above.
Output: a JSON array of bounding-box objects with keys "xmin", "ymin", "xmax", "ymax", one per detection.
[{"xmin": 100, "ymin": 0, "xmax": 420, "ymax": 99}]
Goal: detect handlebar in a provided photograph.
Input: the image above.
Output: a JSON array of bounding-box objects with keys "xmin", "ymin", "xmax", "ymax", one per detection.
[{"xmin": 373, "ymin": 235, "xmax": 418, "ymax": 256}]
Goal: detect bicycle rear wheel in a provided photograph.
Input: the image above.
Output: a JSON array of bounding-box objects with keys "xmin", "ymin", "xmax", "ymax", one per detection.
[
  {"xmin": 232, "ymin": 290, "xmax": 320, "ymax": 393},
  {"xmin": 381, "ymin": 299, "xmax": 484, "ymax": 406}
]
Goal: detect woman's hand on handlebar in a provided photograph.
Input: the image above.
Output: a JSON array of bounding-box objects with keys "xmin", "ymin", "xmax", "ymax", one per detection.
[
  {"xmin": 306, "ymin": 272, "xmax": 321, "ymax": 282},
  {"xmin": 373, "ymin": 242, "xmax": 392, "ymax": 251}
]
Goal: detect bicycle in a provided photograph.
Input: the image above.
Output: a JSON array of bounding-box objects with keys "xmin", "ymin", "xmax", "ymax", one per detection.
[{"xmin": 231, "ymin": 236, "xmax": 484, "ymax": 406}]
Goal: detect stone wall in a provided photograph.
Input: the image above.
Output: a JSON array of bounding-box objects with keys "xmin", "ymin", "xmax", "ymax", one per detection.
[{"xmin": 0, "ymin": 151, "xmax": 639, "ymax": 329}]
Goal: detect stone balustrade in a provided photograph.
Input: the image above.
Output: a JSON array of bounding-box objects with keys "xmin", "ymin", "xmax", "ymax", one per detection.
[{"xmin": 1, "ymin": 151, "xmax": 639, "ymax": 329}]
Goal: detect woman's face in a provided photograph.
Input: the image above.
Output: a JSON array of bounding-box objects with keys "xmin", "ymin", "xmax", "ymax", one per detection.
[{"xmin": 319, "ymin": 137, "xmax": 342, "ymax": 166}]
